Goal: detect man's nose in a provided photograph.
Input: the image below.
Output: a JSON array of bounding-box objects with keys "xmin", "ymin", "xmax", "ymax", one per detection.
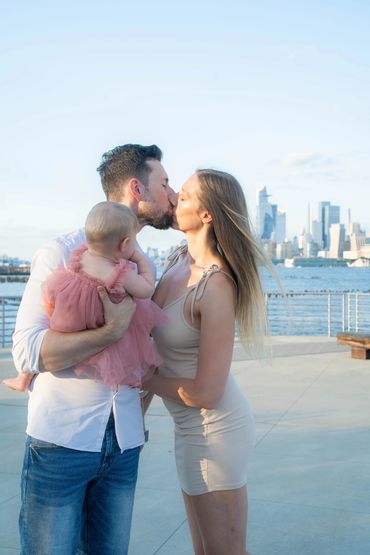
[{"xmin": 169, "ymin": 188, "xmax": 178, "ymax": 207}]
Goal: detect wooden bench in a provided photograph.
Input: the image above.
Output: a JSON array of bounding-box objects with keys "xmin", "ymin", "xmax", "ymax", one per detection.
[{"xmin": 337, "ymin": 333, "xmax": 370, "ymax": 360}]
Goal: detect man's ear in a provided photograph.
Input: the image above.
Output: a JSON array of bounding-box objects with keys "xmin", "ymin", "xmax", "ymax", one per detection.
[
  {"xmin": 127, "ymin": 178, "xmax": 143, "ymax": 202},
  {"xmin": 200, "ymin": 210, "xmax": 213, "ymax": 224}
]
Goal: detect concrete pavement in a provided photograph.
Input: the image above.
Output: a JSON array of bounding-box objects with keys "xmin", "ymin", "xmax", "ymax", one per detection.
[{"xmin": 1, "ymin": 338, "xmax": 370, "ymax": 555}]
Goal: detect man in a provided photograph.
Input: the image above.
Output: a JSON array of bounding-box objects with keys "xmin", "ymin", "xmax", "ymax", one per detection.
[{"xmin": 12, "ymin": 144, "xmax": 177, "ymax": 555}]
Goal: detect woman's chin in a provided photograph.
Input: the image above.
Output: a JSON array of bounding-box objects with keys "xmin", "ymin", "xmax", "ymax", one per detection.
[{"xmin": 171, "ymin": 217, "xmax": 184, "ymax": 232}]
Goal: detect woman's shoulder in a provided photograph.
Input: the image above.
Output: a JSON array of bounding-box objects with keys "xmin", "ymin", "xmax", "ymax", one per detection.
[
  {"xmin": 205, "ymin": 266, "xmax": 235, "ymax": 291},
  {"xmin": 195, "ymin": 264, "xmax": 236, "ymax": 308}
]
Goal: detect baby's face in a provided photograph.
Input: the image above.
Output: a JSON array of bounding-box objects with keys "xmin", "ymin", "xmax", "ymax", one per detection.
[{"xmin": 122, "ymin": 232, "xmax": 137, "ymax": 260}]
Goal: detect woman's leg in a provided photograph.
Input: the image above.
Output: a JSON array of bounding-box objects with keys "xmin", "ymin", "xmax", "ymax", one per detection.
[
  {"xmin": 182, "ymin": 491, "xmax": 205, "ymax": 555},
  {"xmin": 183, "ymin": 485, "xmax": 251, "ymax": 555}
]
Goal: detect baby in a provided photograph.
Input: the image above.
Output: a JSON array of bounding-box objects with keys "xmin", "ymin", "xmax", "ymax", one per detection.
[{"xmin": 4, "ymin": 201, "xmax": 164, "ymax": 391}]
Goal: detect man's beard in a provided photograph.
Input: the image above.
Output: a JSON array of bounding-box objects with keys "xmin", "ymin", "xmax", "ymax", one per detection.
[{"xmin": 138, "ymin": 206, "xmax": 175, "ymax": 230}]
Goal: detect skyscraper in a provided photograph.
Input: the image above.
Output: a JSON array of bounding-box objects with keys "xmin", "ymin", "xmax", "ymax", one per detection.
[
  {"xmin": 256, "ymin": 187, "xmax": 273, "ymax": 239},
  {"xmin": 256, "ymin": 187, "xmax": 285, "ymax": 242},
  {"xmin": 329, "ymin": 223, "xmax": 345, "ymax": 258},
  {"xmin": 274, "ymin": 210, "xmax": 286, "ymax": 243},
  {"xmin": 318, "ymin": 202, "xmax": 340, "ymax": 249},
  {"xmin": 311, "ymin": 220, "xmax": 323, "ymax": 248}
]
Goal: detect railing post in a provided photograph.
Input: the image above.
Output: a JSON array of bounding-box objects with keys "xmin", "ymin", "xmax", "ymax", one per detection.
[
  {"xmin": 355, "ymin": 293, "xmax": 359, "ymax": 333},
  {"xmin": 327, "ymin": 294, "xmax": 331, "ymax": 337},
  {"xmin": 1, "ymin": 300, "xmax": 5, "ymax": 349},
  {"xmin": 342, "ymin": 292, "xmax": 345, "ymax": 332},
  {"xmin": 348, "ymin": 293, "xmax": 351, "ymax": 332}
]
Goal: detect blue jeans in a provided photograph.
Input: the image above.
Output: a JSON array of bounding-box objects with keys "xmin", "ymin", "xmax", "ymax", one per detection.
[{"xmin": 19, "ymin": 413, "xmax": 140, "ymax": 555}]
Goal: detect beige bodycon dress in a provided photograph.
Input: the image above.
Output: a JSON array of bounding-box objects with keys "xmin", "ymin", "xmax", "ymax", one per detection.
[{"xmin": 152, "ymin": 266, "xmax": 256, "ymax": 496}]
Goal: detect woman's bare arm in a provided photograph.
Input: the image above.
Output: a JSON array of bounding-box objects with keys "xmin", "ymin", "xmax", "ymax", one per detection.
[{"xmin": 144, "ymin": 274, "xmax": 235, "ymax": 409}]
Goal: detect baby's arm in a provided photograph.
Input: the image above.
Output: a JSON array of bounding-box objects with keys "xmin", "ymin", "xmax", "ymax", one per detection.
[{"xmin": 123, "ymin": 250, "xmax": 155, "ymax": 299}]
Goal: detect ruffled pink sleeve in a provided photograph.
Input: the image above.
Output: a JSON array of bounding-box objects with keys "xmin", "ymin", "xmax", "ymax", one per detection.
[{"xmin": 106, "ymin": 260, "xmax": 136, "ymax": 303}]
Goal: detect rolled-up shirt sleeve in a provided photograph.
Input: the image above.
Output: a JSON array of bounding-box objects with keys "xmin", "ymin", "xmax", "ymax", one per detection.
[{"xmin": 12, "ymin": 241, "xmax": 66, "ymax": 374}]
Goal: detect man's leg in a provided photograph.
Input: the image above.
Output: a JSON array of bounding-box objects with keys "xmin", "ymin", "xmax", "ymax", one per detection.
[
  {"xmin": 19, "ymin": 436, "xmax": 101, "ymax": 555},
  {"xmin": 79, "ymin": 416, "xmax": 141, "ymax": 555}
]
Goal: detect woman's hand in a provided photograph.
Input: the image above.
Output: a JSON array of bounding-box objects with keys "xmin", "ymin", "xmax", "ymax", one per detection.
[{"xmin": 177, "ymin": 386, "xmax": 199, "ymax": 407}]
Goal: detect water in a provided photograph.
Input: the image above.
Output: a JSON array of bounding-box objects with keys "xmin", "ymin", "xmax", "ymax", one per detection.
[
  {"xmin": 262, "ymin": 266, "xmax": 370, "ymax": 293},
  {"xmin": 0, "ymin": 281, "xmax": 26, "ymax": 297},
  {"xmin": 1, "ymin": 267, "xmax": 370, "ymax": 297},
  {"xmin": 1, "ymin": 267, "xmax": 370, "ymax": 346}
]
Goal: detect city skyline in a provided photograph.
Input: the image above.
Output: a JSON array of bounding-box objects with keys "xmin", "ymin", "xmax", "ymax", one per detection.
[
  {"xmin": 3, "ymin": 187, "xmax": 368, "ymax": 262},
  {"xmin": 1, "ymin": 1, "xmax": 370, "ymax": 260},
  {"xmin": 256, "ymin": 185, "xmax": 369, "ymax": 262}
]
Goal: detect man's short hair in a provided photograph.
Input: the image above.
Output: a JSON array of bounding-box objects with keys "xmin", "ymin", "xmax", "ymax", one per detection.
[{"xmin": 97, "ymin": 144, "xmax": 162, "ymax": 200}]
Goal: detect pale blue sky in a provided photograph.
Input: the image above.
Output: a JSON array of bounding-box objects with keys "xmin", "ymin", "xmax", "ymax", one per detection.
[{"xmin": 1, "ymin": 0, "xmax": 369, "ymax": 259}]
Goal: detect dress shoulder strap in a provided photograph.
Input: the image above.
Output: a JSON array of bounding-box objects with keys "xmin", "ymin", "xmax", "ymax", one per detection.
[
  {"xmin": 164, "ymin": 244, "xmax": 188, "ymax": 273},
  {"xmin": 189, "ymin": 265, "xmax": 236, "ymax": 323}
]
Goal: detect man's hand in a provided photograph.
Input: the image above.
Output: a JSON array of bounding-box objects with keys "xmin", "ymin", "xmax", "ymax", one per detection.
[
  {"xmin": 39, "ymin": 289, "xmax": 136, "ymax": 373},
  {"xmin": 98, "ymin": 287, "xmax": 136, "ymax": 342}
]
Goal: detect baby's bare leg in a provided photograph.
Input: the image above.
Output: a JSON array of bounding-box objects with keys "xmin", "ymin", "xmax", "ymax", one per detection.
[{"xmin": 3, "ymin": 373, "xmax": 34, "ymax": 392}]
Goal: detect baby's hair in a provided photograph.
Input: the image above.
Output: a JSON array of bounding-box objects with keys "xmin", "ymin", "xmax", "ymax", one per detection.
[{"xmin": 85, "ymin": 202, "xmax": 138, "ymax": 248}]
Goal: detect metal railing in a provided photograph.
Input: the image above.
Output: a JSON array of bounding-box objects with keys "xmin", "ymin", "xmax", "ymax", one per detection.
[
  {"xmin": 1, "ymin": 292, "xmax": 370, "ymax": 347},
  {"xmin": 0, "ymin": 296, "xmax": 22, "ymax": 348},
  {"xmin": 265, "ymin": 291, "xmax": 370, "ymax": 336}
]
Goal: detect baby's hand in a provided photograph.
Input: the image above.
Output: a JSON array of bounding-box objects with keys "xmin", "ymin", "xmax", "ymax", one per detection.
[{"xmin": 129, "ymin": 249, "xmax": 144, "ymax": 264}]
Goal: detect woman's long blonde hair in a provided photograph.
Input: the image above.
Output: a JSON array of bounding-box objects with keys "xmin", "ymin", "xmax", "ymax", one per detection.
[{"xmin": 196, "ymin": 169, "xmax": 273, "ymax": 351}]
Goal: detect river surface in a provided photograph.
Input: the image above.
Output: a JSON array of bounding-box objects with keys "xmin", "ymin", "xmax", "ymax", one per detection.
[{"xmin": 2, "ymin": 266, "xmax": 370, "ymax": 297}]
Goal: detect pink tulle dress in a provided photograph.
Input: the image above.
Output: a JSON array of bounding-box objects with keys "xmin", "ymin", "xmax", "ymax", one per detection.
[{"xmin": 42, "ymin": 245, "xmax": 165, "ymax": 386}]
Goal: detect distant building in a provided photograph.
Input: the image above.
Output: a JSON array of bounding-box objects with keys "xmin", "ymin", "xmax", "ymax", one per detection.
[
  {"xmin": 276, "ymin": 239, "xmax": 293, "ymax": 260},
  {"xmin": 359, "ymin": 238, "xmax": 370, "ymax": 259},
  {"xmin": 0, "ymin": 254, "xmax": 30, "ymax": 273},
  {"xmin": 291, "ymin": 236, "xmax": 300, "ymax": 256},
  {"xmin": 147, "ymin": 247, "xmax": 159, "ymax": 259},
  {"xmin": 343, "ymin": 250, "xmax": 358, "ymax": 260},
  {"xmin": 256, "ymin": 187, "xmax": 286, "ymax": 243},
  {"xmin": 342, "ymin": 224, "xmax": 366, "ymax": 260},
  {"xmin": 318, "ymin": 202, "xmax": 340, "ymax": 249},
  {"xmin": 298, "ymin": 229, "xmax": 307, "ymax": 251},
  {"xmin": 256, "ymin": 187, "xmax": 274, "ymax": 239},
  {"xmin": 304, "ymin": 240, "xmax": 319, "ymax": 258},
  {"xmin": 263, "ymin": 240, "xmax": 277, "ymax": 259},
  {"xmin": 273, "ymin": 210, "xmax": 286, "ymax": 244},
  {"xmin": 329, "ymin": 223, "xmax": 345, "ymax": 258},
  {"xmin": 311, "ymin": 220, "xmax": 323, "ymax": 248},
  {"xmin": 349, "ymin": 226, "xmax": 366, "ymax": 252}
]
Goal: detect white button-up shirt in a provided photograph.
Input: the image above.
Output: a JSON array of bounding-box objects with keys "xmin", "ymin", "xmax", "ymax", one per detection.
[{"xmin": 12, "ymin": 228, "xmax": 145, "ymax": 452}]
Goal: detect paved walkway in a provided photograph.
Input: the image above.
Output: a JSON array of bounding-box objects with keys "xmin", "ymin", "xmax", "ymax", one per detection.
[{"xmin": 0, "ymin": 338, "xmax": 369, "ymax": 555}]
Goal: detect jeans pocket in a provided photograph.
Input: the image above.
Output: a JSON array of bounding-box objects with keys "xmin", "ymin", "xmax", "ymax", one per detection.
[{"xmin": 28, "ymin": 436, "xmax": 61, "ymax": 450}]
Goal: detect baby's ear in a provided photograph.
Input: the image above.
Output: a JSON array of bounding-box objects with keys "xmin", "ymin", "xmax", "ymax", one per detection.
[{"xmin": 120, "ymin": 237, "xmax": 130, "ymax": 252}]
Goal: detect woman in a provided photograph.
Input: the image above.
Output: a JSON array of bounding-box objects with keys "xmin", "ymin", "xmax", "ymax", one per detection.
[{"xmin": 145, "ymin": 169, "xmax": 269, "ymax": 555}]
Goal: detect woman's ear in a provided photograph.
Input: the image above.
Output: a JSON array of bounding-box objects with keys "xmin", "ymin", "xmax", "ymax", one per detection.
[
  {"xmin": 127, "ymin": 178, "xmax": 143, "ymax": 202},
  {"xmin": 200, "ymin": 210, "xmax": 213, "ymax": 224}
]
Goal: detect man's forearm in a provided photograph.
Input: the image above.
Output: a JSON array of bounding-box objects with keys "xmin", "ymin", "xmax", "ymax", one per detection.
[
  {"xmin": 39, "ymin": 326, "xmax": 118, "ymax": 372},
  {"xmin": 39, "ymin": 289, "xmax": 136, "ymax": 372}
]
